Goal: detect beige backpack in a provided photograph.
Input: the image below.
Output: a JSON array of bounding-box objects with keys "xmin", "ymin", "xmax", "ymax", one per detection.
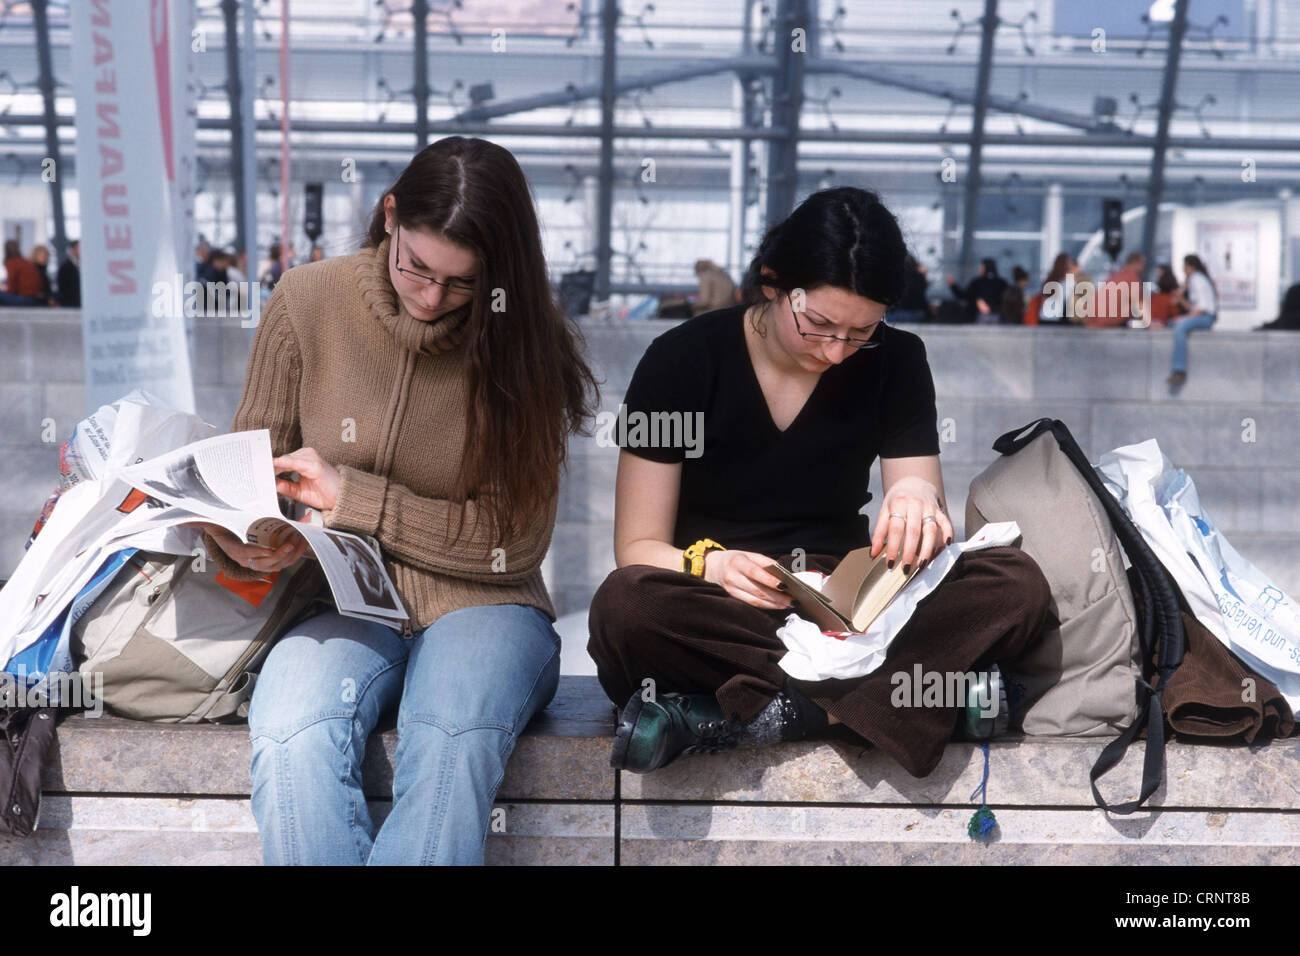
[
  {"xmin": 966, "ymin": 428, "xmax": 1143, "ymax": 736},
  {"xmin": 70, "ymin": 551, "xmax": 326, "ymax": 722}
]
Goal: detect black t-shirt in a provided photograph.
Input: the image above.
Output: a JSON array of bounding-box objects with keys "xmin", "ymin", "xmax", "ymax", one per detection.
[{"xmin": 619, "ymin": 303, "xmax": 940, "ymax": 560}]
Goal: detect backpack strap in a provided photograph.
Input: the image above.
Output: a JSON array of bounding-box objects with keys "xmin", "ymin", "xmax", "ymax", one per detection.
[{"xmin": 993, "ymin": 418, "xmax": 1186, "ymax": 813}]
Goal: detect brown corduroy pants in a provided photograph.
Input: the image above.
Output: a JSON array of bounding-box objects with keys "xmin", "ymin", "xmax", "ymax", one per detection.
[{"xmin": 587, "ymin": 546, "xmax": 1052, "ymax": 777}]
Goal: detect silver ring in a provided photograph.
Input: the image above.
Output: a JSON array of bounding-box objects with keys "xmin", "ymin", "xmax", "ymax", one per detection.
[
  {"xmin": 922, "ymin": 515, "xmax": 937, "ymax": 524},
  {"xmin": 888, "ymin": 512, "xmax": 906, "ymax": 520}
]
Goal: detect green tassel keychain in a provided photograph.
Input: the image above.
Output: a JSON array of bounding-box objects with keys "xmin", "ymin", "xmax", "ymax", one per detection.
[{"xmin": 967, "ymin": 741, "xmax": 999, "ymax": 842}]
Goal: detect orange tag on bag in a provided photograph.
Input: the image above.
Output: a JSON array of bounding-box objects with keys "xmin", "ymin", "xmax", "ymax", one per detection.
[{"xmin": 215, "ymin": 570, "xmax": 278, "ymax": 607}]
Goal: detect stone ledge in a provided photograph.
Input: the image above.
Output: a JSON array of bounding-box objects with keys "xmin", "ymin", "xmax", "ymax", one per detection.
[
  {"xmin": 43, "ymin": 674, "xmax": 1299, "ymax": 811},
  {"xmin": 619, "ymin": 732, "xmax": 1300, "ymax": 810},
  {"xmin": 44, "ymin": 675, "xmax": 617, "ymax": 802},
  {"xmin": 22, "ymin": 675, "xmax": 1300, "ymax": 866},
  {"xmin": 619, "ymin": 805, "xmax": 1300, "ymax": 865},
  {"xmin": 0, "ymin": 797, "xmax": 614, "ymax": 866}
]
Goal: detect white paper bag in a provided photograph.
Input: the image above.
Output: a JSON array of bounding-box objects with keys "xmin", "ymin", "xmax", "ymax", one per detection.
[{"xmin": 1096, "ymin": 439, "xmax": 1300, "ymax": 710}]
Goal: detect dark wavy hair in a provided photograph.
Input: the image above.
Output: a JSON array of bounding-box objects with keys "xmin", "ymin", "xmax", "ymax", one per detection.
[
  {"xmin": 364, "ymin": 136, "xmax": 599, "ymax": 542},
  {"xmin": 740, "ymin": 186, "xmax": 909, "ymax": 331},
  {"xmin": 1183, "ymin": 253, "xmax": 1217, "ymax": 294}
]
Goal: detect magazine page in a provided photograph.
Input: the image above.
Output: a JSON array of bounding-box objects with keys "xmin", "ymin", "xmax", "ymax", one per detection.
[
  {"xmin": 295, "ymin": 523, "xmax": 408, "ymax": 626},
  {"xmin": 118, "ymin": 429, "xmax": 279, "ymax": 524}
]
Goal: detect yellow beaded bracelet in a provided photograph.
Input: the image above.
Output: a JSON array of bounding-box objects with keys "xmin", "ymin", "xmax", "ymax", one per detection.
[{"xmin": 682, "ymin": 538, "xmax": 726, "ymax": 576}]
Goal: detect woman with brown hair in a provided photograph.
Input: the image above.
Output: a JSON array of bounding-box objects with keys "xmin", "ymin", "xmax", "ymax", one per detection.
[{"xmin": 199, "ymin": 136, "xmax": 598, "ymax": 865}]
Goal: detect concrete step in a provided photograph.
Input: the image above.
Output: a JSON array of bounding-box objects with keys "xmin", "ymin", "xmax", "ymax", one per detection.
[{"xmin": 9, "ymin": 676, "xmax": 1298, "ymax": 865}]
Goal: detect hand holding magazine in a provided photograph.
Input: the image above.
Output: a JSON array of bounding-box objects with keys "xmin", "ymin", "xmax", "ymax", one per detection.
[{"xmin": 119, "ymin": 430, "xmax": 412, "ymax": 634}]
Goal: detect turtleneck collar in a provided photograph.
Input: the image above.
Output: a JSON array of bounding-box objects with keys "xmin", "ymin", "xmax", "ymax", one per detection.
[{"xmin": 354, "ymin": 234, "xmax": 470, "ymax": 356}]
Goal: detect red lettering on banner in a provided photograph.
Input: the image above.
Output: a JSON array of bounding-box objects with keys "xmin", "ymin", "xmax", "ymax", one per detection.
[
  {"xmin": 102, "ymin": 182, "xmax": 127, "ymax": 217},
  {"xmin": 108, "ymin": 260, "xmax": 135, "ymax": 295},
  {"xmin": 99, "ymin": 145, "xmax": 123, "ymax": 180},
  {"xmin": 95, "ymin": 103, "xmax": 120, "ymax": 140},
  {"xmin": 87, "ymin": 1, "xmax": 140, "ymax": 298},
  {"xmin": 104, "ymin": 222, "xmax": 131, "ymax": 251}
]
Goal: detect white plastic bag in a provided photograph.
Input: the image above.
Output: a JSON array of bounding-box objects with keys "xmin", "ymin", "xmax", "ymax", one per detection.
[
  {"xmin": 776, "ymin": 521, "xmax": 1021, "ymax": 681},
  {"xmin": 1096, "ymin": 439, "xmax": 1300, "ymax": 710}
]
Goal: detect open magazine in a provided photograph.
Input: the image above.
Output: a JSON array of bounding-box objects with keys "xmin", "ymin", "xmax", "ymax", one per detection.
[{"xmin": 118, "ymin": 429, "xmax": 411, "ymax": 633}]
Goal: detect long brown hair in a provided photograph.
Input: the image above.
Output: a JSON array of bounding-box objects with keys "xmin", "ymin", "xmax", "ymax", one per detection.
[
  {"xmin": 365, "ymin": 136, "xmax": 599, "ymax": 542},
  {"xmin": 1041, "ymin": 252, "xmax": 1074, "ymax": 294}
]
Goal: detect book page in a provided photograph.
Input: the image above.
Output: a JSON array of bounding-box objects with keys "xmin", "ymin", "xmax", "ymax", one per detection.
[
  {"xmin": 296, "ymin": 524, "xmax": 408, "ymax": 625},
  {"xmin": 849, "ymin": 560, "xmax": 920, "ymax": 633}
]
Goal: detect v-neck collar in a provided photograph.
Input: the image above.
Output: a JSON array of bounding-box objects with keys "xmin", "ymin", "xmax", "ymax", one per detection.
[{"xmin": 735, "ymin": 306, "xmax": 826, "ymax": 436}]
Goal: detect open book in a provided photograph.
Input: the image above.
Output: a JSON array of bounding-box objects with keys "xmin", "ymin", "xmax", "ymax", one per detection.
[
  {"xmin": 118, "ymin": 430, "xmax": 412, "ymax": 634},
  {"xmin": 766, "ymin": 547, "xmax": 922, "ymax": 634}
]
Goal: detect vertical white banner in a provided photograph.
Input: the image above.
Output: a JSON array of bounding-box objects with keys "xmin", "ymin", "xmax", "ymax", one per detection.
[{"xmin": 70, "ymin": 0, "xmax": 197, "ymax": 414}]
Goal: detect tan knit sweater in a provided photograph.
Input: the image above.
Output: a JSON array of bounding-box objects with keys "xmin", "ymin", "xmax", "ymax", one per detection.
[{"xmin": 201, "ymin": 236, "xmax": 557, "ymax": 630}]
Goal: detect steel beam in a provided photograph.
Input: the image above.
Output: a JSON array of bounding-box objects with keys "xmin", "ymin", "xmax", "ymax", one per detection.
[
  {"xmin": 806, "ymin": 60, "xmax": 1111, "ymax": 134},
  {"xmin": 221, "ymin": 0, "xmax": 254, "ymax": 258},
  {"xmin": 31, "ymin": 0, "xmax": 66, "ymax": 262},
  {"xmin": 453, "ymin": 57, "xmax": 775, "ymax": 123},
  {"xmin": 413, "ymin": 0, "xmax": 429, "ymax": 148},
  {"xmin": 594, "ymin": 0, "xmax": 618, "ymax": 301},
  {"xmin": 765, "ymin": 0, "xmax": 807, "ymax": 227},
  {"xmin": 1140, "ymin": 0, "xmax": 1191, "ymax": 278},
  {"xmin": 957, "ymin": 0, "xmax": 998, "ymax": 284}
]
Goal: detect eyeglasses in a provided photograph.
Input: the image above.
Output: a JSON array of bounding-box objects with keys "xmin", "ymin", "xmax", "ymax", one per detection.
[
  {"xmin": 392, "ymin": 224, "xmax": 476, "ymax": 296},
  {"xmin": 787, "ymin": 293, "xmax": 883, "ymax": 349}
]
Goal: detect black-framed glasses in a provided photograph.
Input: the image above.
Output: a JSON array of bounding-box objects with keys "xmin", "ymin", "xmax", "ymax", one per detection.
[
  {"xmin": 392, "ymin": 224, "xmax": 476, "ymax": 296},
  {"xmin": 787, "ymin": 292, "xmax": 883, "ymax": 349}
]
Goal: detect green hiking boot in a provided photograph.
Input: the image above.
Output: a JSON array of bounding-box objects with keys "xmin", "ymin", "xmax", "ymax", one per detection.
[
  {"xmin": 957, "ymin": 664, "xmax": 1011, "ymax": 741},
  {"xmin": 610, "ymin": 690, "xmax": 740, "ymax": 773}
]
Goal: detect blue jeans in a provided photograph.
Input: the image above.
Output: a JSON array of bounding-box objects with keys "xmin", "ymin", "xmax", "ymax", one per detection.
[
  {"xmin": 1170, "ymin": 311, "xmax": 1216, "ymax": 373},
  {"xmin": 247, "ymin": 603, "xmax": 560, "ymax": 865}
]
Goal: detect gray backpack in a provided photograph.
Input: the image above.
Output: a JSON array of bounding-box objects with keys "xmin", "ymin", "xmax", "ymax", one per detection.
[
  {"xmin": 966, "ymin": 429, "xmax": 1142, "ymax": 736},
  {"xmin": 964, "ymin": 418, "xmax": 1187, "ymax": 813},
  {"xmin": 70, "ymin": 550, "xmax": 326, "ymax": 722}
]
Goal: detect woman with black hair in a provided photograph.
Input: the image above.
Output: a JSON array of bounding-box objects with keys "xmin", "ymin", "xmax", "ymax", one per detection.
[
  {"xmin": 586, "ymin": 187, "xmax": 1051, "ymax": 778},
  {"xmin": 1166, "ymin": 253, "xmax": 1218, "ymax": 388},
  {"xmin": 199, "ymin": 136, "xmax": 598, "ymax": 864}
]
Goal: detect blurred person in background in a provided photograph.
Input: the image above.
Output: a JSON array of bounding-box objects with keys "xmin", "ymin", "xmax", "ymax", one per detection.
[
  {"xmin": 946, "ymin": 258, "xmax": 1006, "ymax": 323},
  {"xmin": 197, "ymin": 247, "xmax": 232, "ymax": 286},
  {"xmin": 1, "ymin": 239, "xmax": 45, "ymax": 306},
  {"xmin": 1148, "ymin": 264, "xmax": 1183, "ymax": 328},
  {"xmin": 309, "ymin": 244, "xmax": 325, "ymax": 263},
  {"xmin": 194, "ymin": 238, "xmax": 211, "ymax": 280},
  {"xmin": 1088, "ymin": 251, "xmax": 1145, "ymax": 328},
  {"xmin": 57, "ymin": 240, "xmax": 81, "ymax": 308},
  {"xmin": 1037, "ymin": 252, "xmax": 1080, "ymax": 324},
  {"xmin": 1166, "ymin": 254, "xmax": 1217, "ymax": 389},
  {"xmin": 693, "ymin": 259, "xmax": 737, "ymax": 315},
  {"xmin": 1257, "ymin": 283, "xmax": 1300, "ymax": 331},
  {"xmin": 261, "ymin": 242, "xmax": 286, "ymax": 291},
  {"xmin": 29, "ymin": 245, "xmax": 57, "ymax": 306},
  {"xmin": 999, "ymin": 265, "xmax": 1029, "ymax": 324},
  {"xmin": 889, "ymin": 254, "xmax": 932, "ymax": 323}
]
